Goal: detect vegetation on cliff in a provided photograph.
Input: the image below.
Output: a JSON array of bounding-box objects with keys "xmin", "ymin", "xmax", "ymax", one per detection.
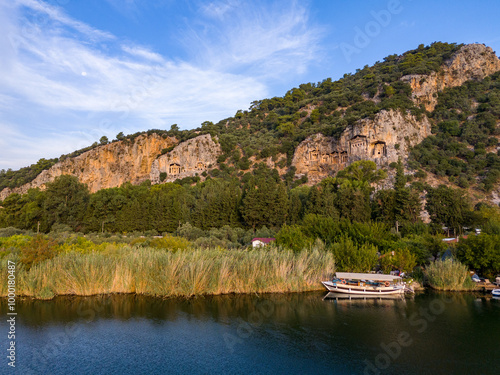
[{"xmin": 410, "ymin": 70, "xmax": 500, "ymax": 191}]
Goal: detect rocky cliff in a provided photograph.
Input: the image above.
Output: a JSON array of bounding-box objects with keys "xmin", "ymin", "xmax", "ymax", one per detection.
[
  {"xmin": 292, "ymin": 110, "xmax": 431, "ymax": 184},
  {"xmin": 401, "ymin": 44, "xmax": 500, "ymax": 111},
  {"xmin": 150, "ymin": 134, "xmax": 222, "ymax": 184},
  {"xmin": 2, "ymin": 43, "xmax": 499, "ymax": 199},
  {"xmin": 0, "ymin": 134, "xmax": 177, "ymax": 200}
]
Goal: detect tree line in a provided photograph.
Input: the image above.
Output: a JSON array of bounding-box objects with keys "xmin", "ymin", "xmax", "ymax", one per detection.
[{"xmin": 0, "ymin": 160, "xmax": 487, "ymax": 235}]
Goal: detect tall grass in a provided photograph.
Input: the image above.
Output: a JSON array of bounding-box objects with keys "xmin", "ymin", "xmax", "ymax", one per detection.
[
  {"xmin": 0, "ymin": 246, "xmax": 335, "ymax": 299},
  {"xmin": 424, "ymin": 259, "xmax": 476, "ymax": 291}
]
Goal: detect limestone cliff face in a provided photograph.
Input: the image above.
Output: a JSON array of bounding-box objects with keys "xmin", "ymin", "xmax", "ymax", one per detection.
[
  {"xmin": 0, "ymin": 134, "xmax": 177, "ymax": 200},
  {"xmin": 150, "ymin": 134, "xmax": 222, "ymax": 184},
  {"xmin": 292, "ymin": 109, "xmax": 431, "ymax": 184},
  {"xmin": 401, "ymin": 44, "xmax": 500, "ymax": 111}
]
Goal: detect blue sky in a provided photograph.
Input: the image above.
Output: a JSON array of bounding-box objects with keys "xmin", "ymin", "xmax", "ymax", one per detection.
[{"xmin": 1, "ymin": 0, "xmax": 500, "ymax": 170}]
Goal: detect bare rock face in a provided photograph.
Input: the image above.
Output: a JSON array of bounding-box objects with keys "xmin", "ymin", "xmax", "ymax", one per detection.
[
  {"xmin": 0, "ymin": 134, "xmax": 177, "ymax": 200},
  {"xmin": 401, "ymin": 44, "xmax": 500, "ymax": 111},
  {"xmin": 150, "ymin": 134, "xmax": 222, "ymax": 184},
  {"xmin": 292, "ymin": 109, "xmax": 431, "ymax": 184}
]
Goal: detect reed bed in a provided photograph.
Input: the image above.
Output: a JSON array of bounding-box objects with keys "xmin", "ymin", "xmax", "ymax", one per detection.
[
  {"xmin": 424, "ymin": 259, "xmax": 476, "ymax": 291},
  {"xmin": 0, "ymin": 246, "xmax": 335, "ymax": 299}
]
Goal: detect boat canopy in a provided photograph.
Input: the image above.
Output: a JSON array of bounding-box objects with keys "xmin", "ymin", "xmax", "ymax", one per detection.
[{"xmin": 335, "ymin": 272, "xmax": 402, "ymax": 281}]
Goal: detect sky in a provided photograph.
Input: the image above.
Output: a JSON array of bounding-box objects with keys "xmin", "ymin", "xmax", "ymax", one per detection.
[{"xmin": 1, "ymin": 0, "xmax": 500, "ymax": 170}]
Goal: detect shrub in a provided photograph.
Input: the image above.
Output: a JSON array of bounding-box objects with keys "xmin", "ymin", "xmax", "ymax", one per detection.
[
  {"xmin": 149, "ymin": 235, "xmax": 190, "ymax": 251},
  {"xmin": 330, "ymin": 236, "xmax": 378, "ymax": 272},
  {"xmin": 424, "ymin": 259, "xmax": 475, "ymax": 291},
  {"xmin": 276, "ymin": 225, "xmax": 312, "ymax": 253},
  {"xmin": 20, "ymin": 235, "xmax": 58, "ymax": 270},
  {"xmin": 379, "ymin": 247, "xmax": 417, "ymax": 274}
]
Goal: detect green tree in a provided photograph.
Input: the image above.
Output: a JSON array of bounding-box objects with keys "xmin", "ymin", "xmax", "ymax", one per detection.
[
  {"xmin": 456, "ymin": 233, "xmax": 500, "ymax": 277},
  {"xmin": 393, "ymin": 159, "xmax": 421, "ymax": 225},
  {"xmin": 305, "ymin": 178, "xmax": 338, "ymax": 218},
  {"xmin": 336, "ymin": 180, "xmax": 371, "ymax": 222},
  {"xmin": 191, "ymin": 179, "xmax": 241, "ymax": 229},
  {"xmin": 425, "ymin": 185, "xmax": 473, "ymax": 235},
  {"xmin": 275, "ymin": 224, "xmax": 312, "ymax": 253},
  {"xmin": 241, "ymin": 176, "xmax": 288, "ymax": 229},
  {"xmin": 336, "ymin": 160, "xmax": 387, "ymax": 185},
  {"xmin": 43, "ymin": 175, "xmax": 89, "ymax": 231},
  {"xmin": 331, "ymin": 236, "xmax": 378, "ymax": 272},
  {"xmin": 85, "ymin": 187, "xmax": 127, "ymax": 232}
]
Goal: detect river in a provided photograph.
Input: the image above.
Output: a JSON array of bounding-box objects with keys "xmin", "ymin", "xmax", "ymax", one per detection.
[{"xmin": 1, "ymin": 291, "xmax": 498, "ymax": 374}]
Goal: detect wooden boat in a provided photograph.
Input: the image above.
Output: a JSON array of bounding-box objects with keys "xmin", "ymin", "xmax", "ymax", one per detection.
[{"xmin": 321, "ymin": 272, "xmax": 407, "ymax": 296}]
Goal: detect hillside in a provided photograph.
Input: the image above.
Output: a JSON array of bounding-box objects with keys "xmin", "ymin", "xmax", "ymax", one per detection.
[{"xmin": 1, "ymin": 42, "xmax": 500, "ymax": 204}]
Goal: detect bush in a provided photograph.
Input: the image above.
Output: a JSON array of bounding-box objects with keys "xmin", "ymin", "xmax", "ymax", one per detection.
[
  {"xmin": 379, "ymin": 247, "xmax": 417, "ymax": 274},
  {"xmin": 20, "ymin": 235, "xmax": 58, "ymax": 269},
  {"xmin": 177, "ymin": 223, "xmax": 206, "ymax": 241},
  {"xmin": 0, "ymin": 227, "xmax": 30, "ymax": 237},
  {"xmin": 456, "ymin": 233, "xmax": 500, "ymax": 278},
  {"xmin": 149, "ymin": 235, "xmax": 190, "ymax": 251},
  {"xmin": 424, "ymin": 258, "xmax": 475, "ymax": 291},
  {"xmin": 330, "ymin": 236, "xmax": 378, "ymax": 272},
  {"xmin": 276, "ymin": 225, "xmax": 312, "ymax": 253}
]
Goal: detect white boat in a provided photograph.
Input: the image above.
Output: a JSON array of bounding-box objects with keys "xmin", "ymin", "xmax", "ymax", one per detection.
[
  {"xmin": 322, "ymin": 272, "xmax": 407, "ymax": 296},
  {"xmin": 492, "ymin": 289, "xmax": 500, "ymax": 297}
]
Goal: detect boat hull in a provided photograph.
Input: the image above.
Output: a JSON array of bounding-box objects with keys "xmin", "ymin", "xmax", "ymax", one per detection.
[
  {"xmin": 321, "ymin": 281, "xmax": 405, "ymax": 296},
  {"xmin": 492, "ymin": 289, "xmax": 500, "ymax": 297}
]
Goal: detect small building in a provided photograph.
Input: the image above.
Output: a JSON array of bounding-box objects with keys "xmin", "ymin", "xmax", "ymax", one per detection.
[{"xmin": 251, "ymin": 237, "xmax": 276, "ymax": 248}]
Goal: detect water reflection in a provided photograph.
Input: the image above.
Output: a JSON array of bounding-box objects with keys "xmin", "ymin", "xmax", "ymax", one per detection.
[{"xmin": 0, "ymin": 291, "xmax": 498, "ymax": 375}]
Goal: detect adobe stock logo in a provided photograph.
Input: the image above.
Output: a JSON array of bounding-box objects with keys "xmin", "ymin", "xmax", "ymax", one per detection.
[{"xmin": 340, "ymin": 0, "xmax": 406, "ymax": 63}]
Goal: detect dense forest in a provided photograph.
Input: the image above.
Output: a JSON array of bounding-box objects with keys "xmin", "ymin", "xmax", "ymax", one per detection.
[{"xmin": 1, "ymin": 42, "xmax": 500, "ymax": 279}]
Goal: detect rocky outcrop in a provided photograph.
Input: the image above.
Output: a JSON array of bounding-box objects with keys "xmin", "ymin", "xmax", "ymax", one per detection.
[
  {"xmin": 292, "ymin": 109, "xmax": 431, "ymax": 184},
  {"xmin": 150, "ymin": 134, "xmax": 221, "ymax": 184},
  {"xmin": 401, "ymin": 44, "xmax": 500, "ymax": 111},
  {"xmin": 0, "ymin": 134, "xmax": 177, "ymax": 200}
]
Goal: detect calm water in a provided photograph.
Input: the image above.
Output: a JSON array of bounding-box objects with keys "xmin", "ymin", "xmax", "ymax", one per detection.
[{"xmin": 1, "ymin": 291, "xmax": 499, "ymax": 375}]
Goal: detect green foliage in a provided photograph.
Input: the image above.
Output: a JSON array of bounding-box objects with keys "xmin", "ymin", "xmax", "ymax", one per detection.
[
  {"xmin": 275, "ymin": 225, "xmax": 312, "ymax": 253},
  {"xmin": 456, "ymin": 233, "xmax": 500, "ymax": 278},
  {"xmin": 330, "ymin": 236, "xmax": 378, "ymax": 273},
  {"xmin": 424, "ymin": 259, "xmax": 475, "ymax": 291},
  {"xmin": 0, "ymin": 246, "xmax": 335, "ymax": 298},
  {"xmin": 44, "ymin": 175, "xmax": 90, "ymax": 232},
  {"xmin": 149, "ymin": 235, "xmax": 191, "ymax": 251},
  {"xmin": 241, "ymin": 174, "xmax": 288, "ymax": 229},
  {"xmin": 336, "ymin": 160, "xmax": 386, "ymax": 184},
  {"xmin": 411, "ymin": 71, "xmax": 500, "ymax": 190},
  {"xmin": 379, "ymin": 248, "xmax": 417, "ymax": 274},
  {"xmin": 20, "ymin": 235, "xmax": 58, "ymax": 270},
  {"xmin": 425, "ymin": 185, "xmax": 473, "ymax": 234},
  {"xmin": 0, "ymin": 158, "xmax": 59, "ymax": 191}
]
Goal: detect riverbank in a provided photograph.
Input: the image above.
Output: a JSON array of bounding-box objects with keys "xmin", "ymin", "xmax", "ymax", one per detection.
[{"xmin": 0, "ymin": 246, "xmax": 335, "ymax": 299}]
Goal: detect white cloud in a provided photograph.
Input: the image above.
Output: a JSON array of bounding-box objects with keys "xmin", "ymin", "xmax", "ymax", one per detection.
[
  {"xmin": 201, "ymin": 0, "xmax": 239, "ymax": 19},
  {"xmin": 187, "ymin": 0, "xmax": 324, "ymax": 78},
  {"xmin": 0, "ymin": 0, "xmax": 322, "ymax": 170},
  {"xmin": 122, "ymin": 45, "xmax": 165, "ymax": 63},
  {"xmin": 15, "ymin": 0, "xmax": 115, "ymax": 41}
]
